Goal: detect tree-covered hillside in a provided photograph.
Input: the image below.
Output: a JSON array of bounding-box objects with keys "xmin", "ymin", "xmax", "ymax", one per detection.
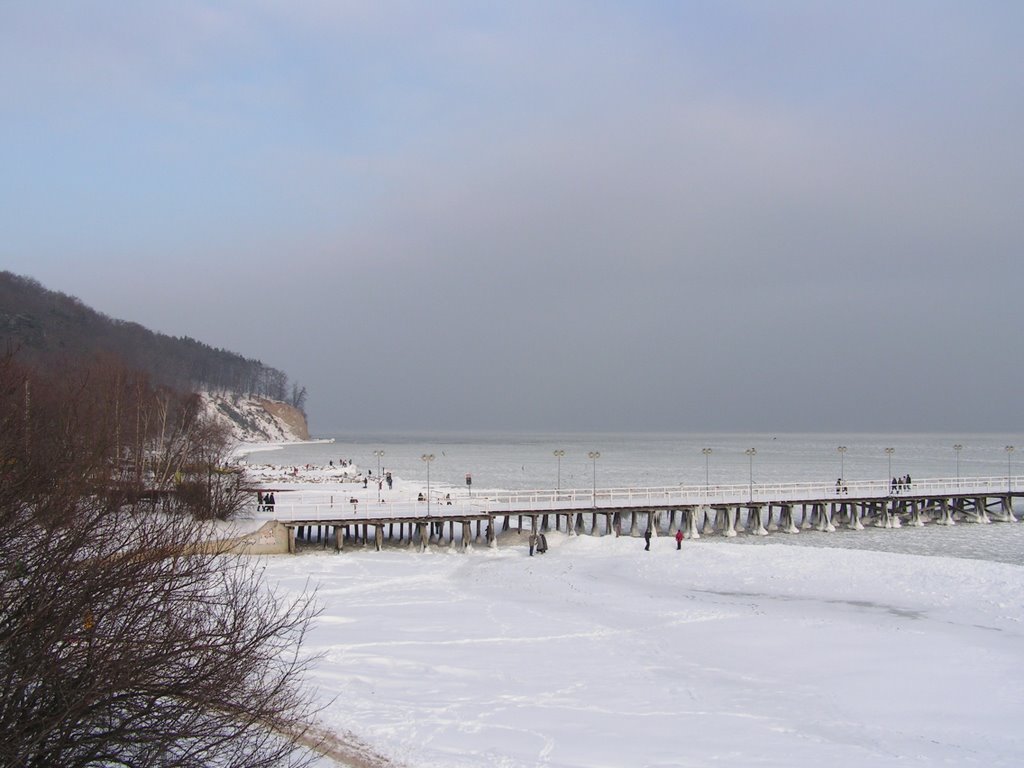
[{"xmin": 0, "ymin": 271, "xmax": 305, "ymax": 409}]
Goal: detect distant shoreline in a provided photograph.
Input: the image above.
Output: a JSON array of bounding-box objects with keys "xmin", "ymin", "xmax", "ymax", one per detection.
[{"xmin": 232, "ymin": 437, "xmax": 335, "ymax": 460}]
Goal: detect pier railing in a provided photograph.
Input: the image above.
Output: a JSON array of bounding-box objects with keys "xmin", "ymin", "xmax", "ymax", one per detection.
[{"xmin": 267, "ymin": 475, "xmax": 1020, "ymax": 523}]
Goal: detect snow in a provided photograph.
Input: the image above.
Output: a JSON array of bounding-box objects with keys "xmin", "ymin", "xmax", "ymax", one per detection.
[
  {"xmin": 199, "ymin": 392, "xmax": 309, "ymax": 444},
  {"xmin": 236, "ymin": 465, "xmax": 1024, "ymax": 767}
]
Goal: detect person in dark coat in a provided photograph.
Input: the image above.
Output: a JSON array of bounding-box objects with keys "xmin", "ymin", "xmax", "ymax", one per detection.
[{"xmin": 644, "ymin": 528, "xmax": 652, "ymax": 551}]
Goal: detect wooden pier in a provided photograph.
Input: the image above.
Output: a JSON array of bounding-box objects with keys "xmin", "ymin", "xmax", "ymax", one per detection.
[{"xmin": 268, "ymin": 476, "xmax": 1021, "ymax": 553}]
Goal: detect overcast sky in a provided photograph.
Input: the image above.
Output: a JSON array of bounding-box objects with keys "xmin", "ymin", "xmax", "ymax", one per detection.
[{"xmin": 2, "ymin": 1, "xmax": 1022, "ymax": 434}]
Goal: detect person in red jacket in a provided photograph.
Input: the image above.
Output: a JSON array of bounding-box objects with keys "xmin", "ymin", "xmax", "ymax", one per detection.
[{"xmin": 675, "ymin": 528, "xmax": 684, "ymax": 550}]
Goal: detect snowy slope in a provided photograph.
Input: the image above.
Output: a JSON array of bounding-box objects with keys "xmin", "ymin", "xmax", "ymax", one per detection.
[{"xmin": 199, "ymin": 392, "xmax": 309, "ymax": 444}]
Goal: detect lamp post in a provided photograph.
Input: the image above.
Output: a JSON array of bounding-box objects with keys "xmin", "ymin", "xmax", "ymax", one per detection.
[
  {"xmin": 373, "ymin": 449, "xmax": 385, "ymax": 501},
  {"xmin": 953, "ymin": 444, "xmax": 963, "ymax": 486},
  {"xmin": 837, "ymin": 446, "xmax": 847, "ymax": 488},
  {"xmin": 588, "ymin": 451, "xmax": 600, "ymax": 508},
  {"xmin": 1006, "ymin": 445, "xmax": 1015, "ymax": 495},
  {"xmin": 745, "ymin": 448, "xmax": 756, "ymax": 502},
  {"xmin": 553, "ymin": 450, "xmax": 565, "ymax": 495},
  {"xmin": 885, "ymin": 447, "xmax": 895, "ymax": 489},
  {"xmin": 421, "ymin": 453, "xmax": 435, "ymax": 515},
  {"xmin": 702, "ymin": 448, "xmax": 712, "ymax": 504}
]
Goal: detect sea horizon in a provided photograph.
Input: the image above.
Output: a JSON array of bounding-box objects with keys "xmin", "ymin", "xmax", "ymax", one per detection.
[{"xmin": 244, "ymin": 429, "xmax": 1022, "ymax": 496}]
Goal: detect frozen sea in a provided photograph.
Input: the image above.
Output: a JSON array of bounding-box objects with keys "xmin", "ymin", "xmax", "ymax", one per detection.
[
  {"xmin": 246, "ymin": 431, "xmax": 1024, "ymax": 564},
  {"xmin": 252, "ymin": 431, "xmax": 1021, "ymax": 496},
  {"xmin": 241, "ymin": 433, "xmax": 1024, "ymax": 766}
]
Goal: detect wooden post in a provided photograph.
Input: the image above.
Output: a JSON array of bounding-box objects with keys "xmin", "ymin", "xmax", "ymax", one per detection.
[
  {"xmin": 779, "ymin": 504, "xmax": 798, "ymax": 534},
  {"xmin": 748, "ymin": 505, "xmax": 768, "ymax": 536},
  {"xmin": 700, "ymin": 507, "xmax": 713, "ymax": 536},
  {"xmin": 847, "ymin": 502, "xmax": 864, "ymax": 530},
  {"xmin": 724, "ymin": 506, "xmax": 738, "ymax": 537},
  {"xmin": 814, "ymin": 502, "xmax": 835, "ymax": 532},
  {"xmin": 936, "ymin": 498, "xmax": 955, "ymax": 526},
  {"xmin": 684, "ymin": 508, "xmax": 701, "ymax": 540}
]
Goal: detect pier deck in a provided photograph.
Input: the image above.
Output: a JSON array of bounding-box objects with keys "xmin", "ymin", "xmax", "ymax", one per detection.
[{"xmin": 266, "ymin": 475, "xmax": 1021, "ymax": 552}]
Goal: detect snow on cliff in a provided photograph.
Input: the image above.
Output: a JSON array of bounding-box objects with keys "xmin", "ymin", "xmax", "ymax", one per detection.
[{"xmin": 199, "ymin": 392, "xmax": 310, "ymax": 444}]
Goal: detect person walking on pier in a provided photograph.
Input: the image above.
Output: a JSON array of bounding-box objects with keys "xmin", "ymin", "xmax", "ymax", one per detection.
[
  {"xmin": 675, "ymin": 528, "xmax": 683, "ymax": 550},
  {"xmin": 644, "ymin": 528, "xmax": 652, "ymax": 551}
]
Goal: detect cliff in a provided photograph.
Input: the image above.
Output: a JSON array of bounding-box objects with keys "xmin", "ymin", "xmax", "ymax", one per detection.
[{"xmin": 200, "ymin": 392, "xmax": 310, "ymax": 444}]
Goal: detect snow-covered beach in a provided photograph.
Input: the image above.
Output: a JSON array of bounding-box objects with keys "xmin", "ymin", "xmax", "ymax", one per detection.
[
  {"xmin": 233, "ymin": 433, "xmax": 1024, "ymax": 767},
  {"xmin": 265, "ymin": 533, "xmax": 1023, "ymax": 767}
]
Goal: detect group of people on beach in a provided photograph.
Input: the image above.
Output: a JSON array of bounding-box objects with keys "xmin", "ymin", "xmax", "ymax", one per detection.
[{"xmin": 256, "ymin": 491, "xmax": 276, "ymax": 511}]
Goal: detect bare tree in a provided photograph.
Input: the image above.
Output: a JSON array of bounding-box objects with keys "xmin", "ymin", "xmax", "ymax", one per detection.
[
  {"xmin": 0, "ymin": 353, "xmax": 323, "ymax": 768},
  {"xmin": 289, "ymin": 383, "xmax": 308, "ymax": 416}
]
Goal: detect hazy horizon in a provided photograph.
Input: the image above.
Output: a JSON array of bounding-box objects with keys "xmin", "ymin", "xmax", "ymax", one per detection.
[{"xmin": 3, "ymin": 2, "xmax": 1022, "ymax": 433}]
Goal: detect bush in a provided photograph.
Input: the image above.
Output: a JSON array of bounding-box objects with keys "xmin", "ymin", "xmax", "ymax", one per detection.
[{"xmin": 0, "ymin": 353, "xmax": 321, "ymax": 767}]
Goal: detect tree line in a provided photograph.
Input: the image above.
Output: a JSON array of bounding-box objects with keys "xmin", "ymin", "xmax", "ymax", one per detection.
[
  {"xmin": 0, "ymin": 271, "xmax": 306, "ymax": 410},
  {"xmin": 0, "ymin": 351, "xmax": 322, "ymax": 767}
]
